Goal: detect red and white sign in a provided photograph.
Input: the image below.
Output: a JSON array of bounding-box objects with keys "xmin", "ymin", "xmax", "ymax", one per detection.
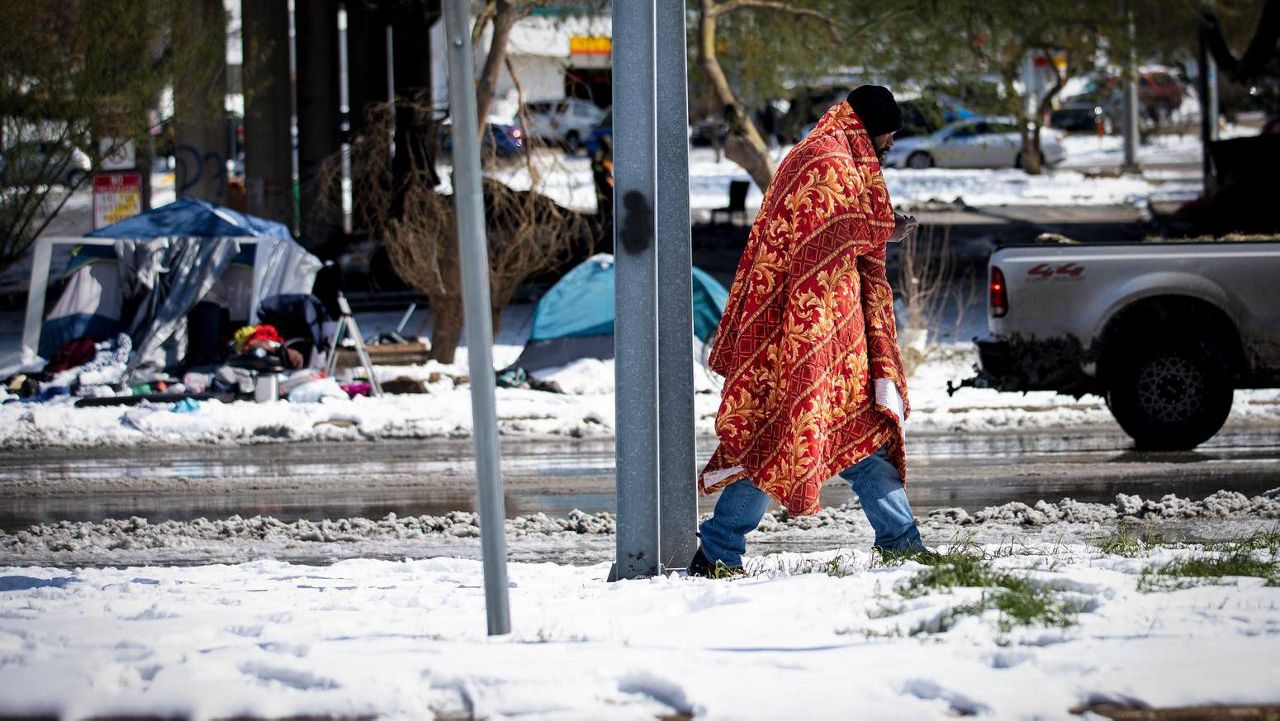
[{"xmin": 93, "ymin": 172, "xmax": 142, "ymax": 229}]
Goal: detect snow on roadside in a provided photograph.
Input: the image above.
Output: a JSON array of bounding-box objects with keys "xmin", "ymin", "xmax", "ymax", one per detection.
[
  {"xmin": 4, "ymin": 486, "xmax": 1277, "ymax": 568},
  {"xmin": 3, "ymin": 344, "xmax": 1278, "ymax": 450},
  {"xmin": 439, "ymin": 146, "xmax": 1203, "ymax": 217},
  {"xmin": 2, "ymin": 541, "xmax": 1278, "ymax": 720}
]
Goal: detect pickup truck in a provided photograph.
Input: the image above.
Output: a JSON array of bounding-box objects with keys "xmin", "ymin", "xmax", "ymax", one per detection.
[{"xmin": 965, "ymin": 238, "xmax": 1280, "ymax": 449}]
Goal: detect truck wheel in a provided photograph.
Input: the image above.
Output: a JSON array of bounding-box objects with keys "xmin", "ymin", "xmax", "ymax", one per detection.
[{"xmin": 1106, "ymin": 340, "xmax": 1233, "ymax": 450}]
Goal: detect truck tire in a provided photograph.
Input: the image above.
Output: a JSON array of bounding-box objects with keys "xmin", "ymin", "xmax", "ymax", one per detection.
[{"xmin": 1106, "ymin": 339, "xmax": 1233, "ymax": 450}]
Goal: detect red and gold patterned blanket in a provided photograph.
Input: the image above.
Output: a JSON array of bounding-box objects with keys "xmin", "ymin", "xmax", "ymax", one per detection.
[{"xmin": 698, "ymin": 101, "xmax": 910, "ymax": 515}]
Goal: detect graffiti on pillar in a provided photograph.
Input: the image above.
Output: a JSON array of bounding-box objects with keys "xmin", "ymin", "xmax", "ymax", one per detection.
[{"xmin": 175, "ymin": 144, "xmax": 227, "ymax": 198}]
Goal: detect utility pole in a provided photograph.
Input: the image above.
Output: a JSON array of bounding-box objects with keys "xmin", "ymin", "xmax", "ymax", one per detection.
[
  {"xmin": 655, "ymin": 0, "xmax": 697, "ymax": 572},
  {"xmin": 243, "ymin": 0, "xmax": 294, "ymax": 225},
  {"xmin": 611, "ymin": 0, "xmax": 698, "ymax": 579},
  {"xmin": 612, "ymin": 0, "xmax": 661, "ymax": 581}
]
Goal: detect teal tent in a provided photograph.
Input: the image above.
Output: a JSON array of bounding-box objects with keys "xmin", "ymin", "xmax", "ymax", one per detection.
[{"xmin": 515, "ymin": 254, "xmax": 730, "ymax": 372}]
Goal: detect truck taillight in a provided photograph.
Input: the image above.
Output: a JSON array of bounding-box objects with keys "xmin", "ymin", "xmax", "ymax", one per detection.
[{"xmin": 990, "ymin": 266, "xmax": 1008, "ymax": 318}]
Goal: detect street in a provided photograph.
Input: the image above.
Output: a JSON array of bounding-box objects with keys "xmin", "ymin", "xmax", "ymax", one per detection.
[{"xmin": 3, "ymin": 423, "xmax": 1275, "ymax": 534}]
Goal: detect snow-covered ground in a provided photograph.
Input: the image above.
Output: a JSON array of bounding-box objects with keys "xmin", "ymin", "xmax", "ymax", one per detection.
[
  {"xmin": 2, "ymin": 538, "xmax": 1279, "ymax": 720},
  {"xmin": 449, "ymin": 141, "xmax": 1213, "ymax": 220},
  {"xmin": 4, "ymin": 325, "xmax": 1279, "ymax": 451}
]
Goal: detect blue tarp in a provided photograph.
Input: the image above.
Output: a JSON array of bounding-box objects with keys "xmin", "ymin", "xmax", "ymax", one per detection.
[
  {"xmin": 87, "ymin": 198, "xmax": 292, "ymax": 240},
  {"xmin": 528, "ymin": 255, "xmax": 729, "ymax": 344}
]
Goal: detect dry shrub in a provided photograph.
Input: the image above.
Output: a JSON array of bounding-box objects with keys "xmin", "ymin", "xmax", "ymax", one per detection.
[
  {"xmin": 320, "ymin": 99, "xmax": 589, "ymax": 363},
  {"xmin": 895, "ymin": 223, "xmax": 957, "ymax": 378}
]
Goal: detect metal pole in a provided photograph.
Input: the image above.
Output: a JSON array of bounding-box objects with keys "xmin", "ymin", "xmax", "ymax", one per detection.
[
  {"xmin": 1121, "ymin": 5, "xmax": 1140, "ymax": 174},
  {"xmin": 442, "ymin": 0, "xmax": 511, "ymax": 635},
  {"xmin": 612, "ymin": 0, "xmax": 661, "ymax": 580},
  {"xmin": 655, "ymin": 0, "xmax": 697, "ymax": 571}
]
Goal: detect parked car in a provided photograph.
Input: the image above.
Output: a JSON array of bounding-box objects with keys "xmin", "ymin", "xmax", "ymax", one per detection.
[
  {"xmin": 0, "ymin": 141, "xmax": 91, "ymax": 187},
  {"xmin": 964, "ymin": 237, "xmax": 1280, "ymax": 449},
  {"xmin": 797, "ymin": 96, "xmax": 975, "ymax": 143},
  {"xmin": 438, "ymin": 119, "xmax": 525, "ymax": 158},
  {"xmin": 521, "ymin": 98, "xmax": 606, "ymax": 152},
  {"xmin": 1049, "ymin": 102, "xmax": 1113, "ymax": 134},
  {"xmin": 882, "ymin": 117, "xmax": 1066, "ymax": 169},
  {"xmin": 583, "ymin": 110, "xmax": 612, "ymax": 155},
  {"xmin": 1066, "ymin": 69, "xmax": 1185, "ymax": 123}
]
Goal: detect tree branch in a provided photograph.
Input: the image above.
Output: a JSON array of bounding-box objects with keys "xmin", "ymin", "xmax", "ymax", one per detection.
[
  {"xmin": 1199, "ymin": 2, "xmax": 1280, "ymax": 82},
  {"xmin": 712, "ymin": 0, "xmax": 840, "ymax": 43}
]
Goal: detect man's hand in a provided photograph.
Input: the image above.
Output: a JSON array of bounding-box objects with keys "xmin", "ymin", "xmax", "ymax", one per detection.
[{"xmin": 889, "ymin": 211, "xmax": 917, "ymax": 244}]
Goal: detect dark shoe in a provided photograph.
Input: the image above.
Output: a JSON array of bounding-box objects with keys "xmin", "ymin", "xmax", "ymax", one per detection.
[
  {"xmin": 874, "ymin": 524, "xmax": 927, "ymax": 556},
  {"xmin": 687, "ymin": 547, "xmax": 715, "ymax": 578},
  {"xmin": 686, "ymin": 547, "xmax": 745, "ymax": 579}
]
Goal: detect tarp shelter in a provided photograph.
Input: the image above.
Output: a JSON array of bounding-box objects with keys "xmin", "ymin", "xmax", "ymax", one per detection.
[
  {"xmin": 514, "ymin": 254, "xmax": 730, "ymax": 372},
  {"xmin": 21, "ymin": 198, "xmax": 321, "ymax": 376}
]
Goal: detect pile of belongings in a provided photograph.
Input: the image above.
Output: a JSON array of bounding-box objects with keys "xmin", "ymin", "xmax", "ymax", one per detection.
[{"xmin": 230, "ymin": 323, "xmax": 306, "ymax": 372}]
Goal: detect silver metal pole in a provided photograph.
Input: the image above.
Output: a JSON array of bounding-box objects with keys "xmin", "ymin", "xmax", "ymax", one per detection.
[
  {"xmin": 655, "ymin": 0, "xmax": 697, "ymax": 571},
  {"xmin": 442, "ymin": 0, "xmax": 511, "ymax": 635},
  {"xmin": 1121, "ymin": 6, "xmax": 1140, "ymax": 174},
  {"xmin": 612, "ymin": 0, "xmax": 661, "ymax": 580}
]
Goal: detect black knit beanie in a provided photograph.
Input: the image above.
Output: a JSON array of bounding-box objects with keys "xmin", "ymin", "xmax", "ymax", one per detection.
[{"xmin": 846, "ymin": 85, "xmax": 902, "ymax": 137}]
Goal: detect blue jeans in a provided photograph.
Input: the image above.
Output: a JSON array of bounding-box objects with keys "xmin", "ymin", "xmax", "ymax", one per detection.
[{"xmin": 699, "ymin": 447, "xmax": 924, "ymax": 568}]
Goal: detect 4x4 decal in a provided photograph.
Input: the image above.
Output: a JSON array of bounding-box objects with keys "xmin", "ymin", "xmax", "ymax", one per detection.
[{"xmin": 1028, "ymin": 263, "xmax": 1085, "ymax": 279}]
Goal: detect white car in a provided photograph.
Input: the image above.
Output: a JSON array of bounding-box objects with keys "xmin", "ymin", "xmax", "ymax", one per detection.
[
  {"xmin": 521, "ymin": 98, "xmax": 606, "ymax": 152},
  {"xmin": 883, "ymin": 117, "xmax": 1066, "ymax": 170}
]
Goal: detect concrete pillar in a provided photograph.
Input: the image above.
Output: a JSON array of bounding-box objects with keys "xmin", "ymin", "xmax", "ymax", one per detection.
[
  {"xmin": 296, "ymin": 0, "xmax": 343, "ymax": 250},
  {"xmin": 173, "ymin": 0, "xmax": 229, "ymax": 203},
  {"xmin": 345, "ymin": 1, "xmax": 390, "ymax": 137},
  {"xmin": 391, "ymin": 0, "xmax": 442, "ymax": 211},
  {"xmin": 243, "ymin": 0, "xmax": 294, "ymax": 226}
]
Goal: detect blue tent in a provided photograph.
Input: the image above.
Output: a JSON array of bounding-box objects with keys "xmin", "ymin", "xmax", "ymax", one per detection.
[
  {"xmin": 65, "ymin": 198, "xmax": 291, "ymax": 273},
  {"xmin": 515, "ymin": 254, "xmax": 730, "ymax": 372},
  {"xmin": 33, "ymin": 199, "xmax": 319, "ymax": 371},
  {"xmin": 89, "ymin": 197, "xmax": 292, "ymax": 240}
]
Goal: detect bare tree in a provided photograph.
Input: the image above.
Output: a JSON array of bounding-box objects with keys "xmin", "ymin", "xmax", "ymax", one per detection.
[
  {"xmin": 895, "ymin": 224, "xmax": 955, "ymax": 376},
  {"xmin": 694, "ymin": 0, "xmax": 840, "ymax": 192},
  {"xmin": 324, "ymin": 97, "xmax": 586, "ymax": 363}
]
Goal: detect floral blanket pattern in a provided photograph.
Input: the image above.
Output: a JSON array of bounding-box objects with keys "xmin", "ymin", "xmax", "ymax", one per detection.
[{"xmin": 698, "ymin": 101, "xmax": 909, "ymax": 515}]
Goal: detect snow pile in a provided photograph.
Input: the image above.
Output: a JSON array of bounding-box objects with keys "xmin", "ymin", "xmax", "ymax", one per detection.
[
  {"xmin": 928, "ymin": 489, "xmax": 1280, "ymax": 527},
  {"xmin": 5, "ymin": 490, "xmax": 1276, "ymax": 567},
  {"xmin": 2, "ymin": 544, "xmax": 1278, "ymax": 719}
]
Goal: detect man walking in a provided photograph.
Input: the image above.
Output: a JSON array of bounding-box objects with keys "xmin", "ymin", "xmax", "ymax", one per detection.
[{"xmin": 690, "ymin": 85, "xmax": 923, "ymax": 577}]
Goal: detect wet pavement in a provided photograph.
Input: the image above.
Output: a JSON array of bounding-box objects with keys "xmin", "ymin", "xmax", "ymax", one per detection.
[{"xmin": 1, "ymin": 424, "xmax": 1277, "ymax": 531}]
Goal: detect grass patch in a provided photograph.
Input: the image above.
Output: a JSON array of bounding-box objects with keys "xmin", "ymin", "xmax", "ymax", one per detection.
[
  {"xmin": 1138, "ymin": 529, "xmax": 1280, "ymax": 592},
  {"xmin": 1202, "ymin": 527, "xmax": 1280, "ymax": 556},
  {"xmin": 745, "ymin": 550, "xmax": 858, "ymax": 578},
  {"xmin": 1098, "ymin": 525, "xmax": 1147, "ymax": 558},
  {"xmin": 892, "ymin": 545, "xmax": 1078, "ymax": 633},
  {"xmin": 1139, "ymin": 550, "xmax": 1279, "ymax": 592}
]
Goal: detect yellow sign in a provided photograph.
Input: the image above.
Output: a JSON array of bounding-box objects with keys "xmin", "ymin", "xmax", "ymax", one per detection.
[{"xmin": 570, "ymin": 35, "xmax": 611, "ymax": 56}]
